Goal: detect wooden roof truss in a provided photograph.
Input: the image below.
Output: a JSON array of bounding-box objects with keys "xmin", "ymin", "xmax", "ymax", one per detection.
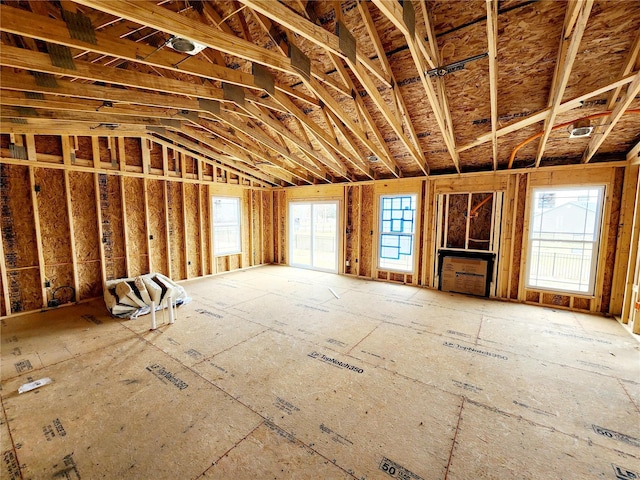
[{"xmin": 1, "ymin": 0, "xmax": 638, "ymax": 183}]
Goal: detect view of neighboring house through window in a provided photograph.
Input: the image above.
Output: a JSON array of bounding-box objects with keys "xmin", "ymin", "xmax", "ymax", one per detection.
[
  {"xmin": 379, "ymin": 194, "xmax": 417, "ymax": 272},
  {"xmin": 212, "ymin": 196, "xmax": 241, "ymax": 255},
  {"xmin": 526, "ymin": 186, "xmax": 604, "ymax": 294}
]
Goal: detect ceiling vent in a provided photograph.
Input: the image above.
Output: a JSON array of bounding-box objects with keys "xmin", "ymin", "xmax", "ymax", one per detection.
[
  {"xmin": 167, "ymin": 37, "xmax": 207, "ymax": 55},
  {"xmin": 569, "ymin": 119, "xmax": 594, "ymax": 138}
]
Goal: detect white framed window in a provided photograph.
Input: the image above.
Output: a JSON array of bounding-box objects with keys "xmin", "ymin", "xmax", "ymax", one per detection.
[
  {"xmin": 526, "ymin": 186, "xmax": 604, "ymax": 295},
  {"xmin": 378, "ymin": 194, "xmax": 417, "ymax": 272},
  {"xmin": 212, "ymin": 196, "xmax": 241, "ymax": 256}
]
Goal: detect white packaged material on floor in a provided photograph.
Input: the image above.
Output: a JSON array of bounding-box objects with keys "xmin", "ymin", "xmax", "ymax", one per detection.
[{"xmin": 103, "ymin": 273, "xmax": 190, "ymax": 319}]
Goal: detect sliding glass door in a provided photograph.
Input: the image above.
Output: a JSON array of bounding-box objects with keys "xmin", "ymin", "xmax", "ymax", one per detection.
[{"xmin": 289, "ymin": 201, "xmax": 338, "ymax": 272}]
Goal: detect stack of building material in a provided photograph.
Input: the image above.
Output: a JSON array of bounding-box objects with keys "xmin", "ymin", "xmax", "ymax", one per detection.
[{"xmin": 103, "ymin": 273, "xmax": 189, "ymax": 320}]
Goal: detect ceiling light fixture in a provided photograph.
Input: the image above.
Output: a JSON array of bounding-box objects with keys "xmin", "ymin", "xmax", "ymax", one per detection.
[
  {"xmin": 569, "ymin": 119, "xmax": 593, "ymax": 138},
  {"xmin": 167, "ymin": 37, "xmax": 207, "ymax": 55},
  {"xmin": 367, "ymin": 155, "xmax": 380, "ymax": 163}
]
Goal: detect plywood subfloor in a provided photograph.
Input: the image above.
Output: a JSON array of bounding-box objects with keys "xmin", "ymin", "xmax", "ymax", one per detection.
[{"xmin": 1, "ymin": 266, "xmax": 639, "ymax": 479}]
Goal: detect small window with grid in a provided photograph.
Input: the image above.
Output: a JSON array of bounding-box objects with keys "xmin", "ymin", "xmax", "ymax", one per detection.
[{"xmin": 379, "ymin": 194, "xmax": 417, "ymax": 272}]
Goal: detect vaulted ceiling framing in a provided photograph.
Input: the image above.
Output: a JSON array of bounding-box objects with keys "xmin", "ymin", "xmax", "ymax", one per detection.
[{"xmin": 1, "ymin": 0, "xmax": 639, "ymax": 185}]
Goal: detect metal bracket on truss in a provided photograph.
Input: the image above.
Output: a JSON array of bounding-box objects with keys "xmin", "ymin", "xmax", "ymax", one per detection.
[
  {"xmin": 425, "ymin": 53, "xmax": 489, "ymax": 77},
  {"xmin": 402, "ymin": 0, "xmax": 416, "ymax": 39},
  {"xmin": 25, "ymin": 92, "xmax": 45, "ymax": 100},
  {"xmin": 198, "ymin": 98, "xmax": 221, "ymax": 116},
  {"xmin": 223, "ymin": 83, "xmax": 245, "ymax": 106},
  {"xmin": 253, "ymin": 64, "xmax": 275, "ymax": 96},
  {"xmin": 289, "ymin": 44, "xmax": 311, "ymax": 81},
  {"xmin": 47, "ymin": 43, "xmax": 76, "ymax": 70},
  {"xmin": 61, "ymin": 8, "xmax": 97, "ymax": 45},
  {"xmin": 178, "ymin": 110, "xmax": 200, "ymax": 123},
  {"xmin": 30, "ymin": 71, "xmax": 58, "ymax": 88},
  {"xmin": 336, "ymin": 21, "xmax": 356, "ymax": 64}
]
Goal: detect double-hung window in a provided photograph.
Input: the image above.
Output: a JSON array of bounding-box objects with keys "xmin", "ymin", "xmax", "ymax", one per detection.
[
  {"xmin": 379, "ymin": 194, "xmax": 417, "ymax": 272},
  {"xmin": 212, "ymin": 196, "xmax": 241, "ymax": 256},
  {"xmin": 526, "ymin": 186, "xmax": 604, "ymax": 294}
]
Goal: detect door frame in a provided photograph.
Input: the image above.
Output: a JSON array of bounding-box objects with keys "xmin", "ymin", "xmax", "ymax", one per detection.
[{"xmin": 288, "ymin": 200, "xmax": 340, "ymax": 273}]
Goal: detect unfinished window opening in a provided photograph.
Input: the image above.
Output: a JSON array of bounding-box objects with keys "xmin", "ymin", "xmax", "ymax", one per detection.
[
  {"xmin": 438, "ymin": 192, "xmax": 500, "ymax": 251},
  {"xmin": 434, "ymin": 191, "xmax": 503, "ymax": 296},
  {"xmin": 526, "ymin": 186, "xmax": 604, "ymax": 295},
  {"xmin": 289, "ymin": 201, "xmax": 338, "ymax": 272},
  {"xmin": 212, "ymin": 196, "xmax": 241, "ymax": 256},
  {"xmin": 378, "ymin": 194, "xmax": 417, "ymax": 273}
]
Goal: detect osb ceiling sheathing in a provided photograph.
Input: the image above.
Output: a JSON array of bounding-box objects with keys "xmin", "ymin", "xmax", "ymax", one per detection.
[{"xmin": 0, "ymin": 0, "xmax": 639, "ymax": 185}]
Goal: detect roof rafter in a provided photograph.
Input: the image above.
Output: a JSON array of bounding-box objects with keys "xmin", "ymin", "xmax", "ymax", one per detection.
[
  {"xmin": 1, "ymin": 105, "xmax": 177, "ymax": 128},
  {"xmin": 0, "ymin": 45, "xmax": 225, "ymax": 102},
  {"xmin": 372, "ymin": 0, "xmax": 460, "ymax": 173},
  {"xmin": 0, "ymin": 90, "xmax": 179, "ymax": 119},
  {"xmin": 237, "ymin": 0, "xmax": 391, "ymax": 86},
  {"xmin": 1, "ymin": 119, "xmax": 149, "ymax": 136},
  {"xmin": 183, "ymin": 121, "xmax": 316, "ymax": 185},
  {"xmin": 248, "ymin": 9, "xmax": 387, "ymax": 177},
  {"xmin": 356, "ymin": 0, "xmax": 428, "ymax": 175},
  {"xmin": 345, "ymin": 58, "xmax": 426, "ymax": 173},
  {"xmin": 327, "ymin": 55, "xmax": 401, "ymax": 176},
  {"xmin": 457, "ymin": 72, "xmax": 639, "ymax": 153},
  {"xmin": 0, "ymin": 5, "xmax": 260, "ymax": 95},
  {"xmin": 246, "ymin": 9, "xmax": 354, "ymax": 179},
  {"xmin": 2, "ymin": 96, "xmax": 291, "ymax": 185},
  {"xmin": 580, "ymin": 29, "xmax": 640, "ymax": 163},
  {"xmin": 60, "ymin": 0, "xmax": 375, "ymax": 180},
  {"xmin": 0, "ymin": 69, "xmax": 202, "ymax": 112},
  {"xmin": 581, "ymin": 71, "xmax": 640, "ymax": 164},
  {"xmin": 417, "ymin": 0, "xmax": 456, "ymax": 173},
  {"xmin": 73, "ymin": 0, "xmax": 294, "ymax": 74},
  {"xmin": 0, "ymin": 5, "xmax": 345, "ymax": 183},
  {"xmin": 485, "ymin": 0, "xmax": 499, "ymax": 170},
  {"xmin": 354, "ymin": 1, "xmax": 390, "ymax": 78},
  {"xmin": 238, "ymin": 102, "xmax": 349, "ymax": 178},
  {"xmin": 75, "ymin": 0, "xmax": 401, "ymax": 179},
  {"xmin": 146, "ymin": 131, "xmax": 284, "ymax": 186},
  {"xmin": 206, "ymin": 110, "xmax": 330, "ymax": 181},
  {"xmin": 149, "ymin": 127, "xmax": 292, "ymax": 186},
  {"xmin": 244, "ymin": 0, "xmax": 419, "ymax": 175},
  {"xmin": 269, "ymin": 90, "xmax": 371, "ymax": 179},
  {"xmin": 0, "ymin": 61, "xmax": 321, "ymax": 184},
  {"xmin": 534, "ymin": 0, "xmax": 594, "ymax": 167}
]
